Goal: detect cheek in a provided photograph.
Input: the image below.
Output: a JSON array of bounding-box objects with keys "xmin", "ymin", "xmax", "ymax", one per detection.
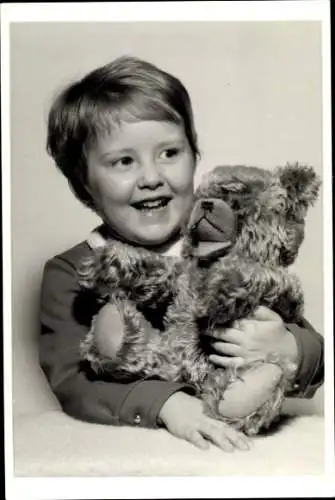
[
  {"xmin": 88, "ymin": 169, "xmax": 135, "ymax": 206},
  {"xmin": 167, "ymin": 158, "xmax": 195, "ymax": 195}
]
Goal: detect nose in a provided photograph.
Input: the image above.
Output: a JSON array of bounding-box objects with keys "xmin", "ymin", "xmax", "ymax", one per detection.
[
  {"xmin": 201, "ymin": 200, "xmax": 214, "ymax": 212},
  {"xmin": 137, "ymin": 160, "xmax": 164, "ymax": 190}
]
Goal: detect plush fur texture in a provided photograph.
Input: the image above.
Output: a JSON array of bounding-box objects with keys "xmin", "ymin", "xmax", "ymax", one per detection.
[{"xmin": 78, "ymin": 163, "xmax": 320, "ymax": 435}]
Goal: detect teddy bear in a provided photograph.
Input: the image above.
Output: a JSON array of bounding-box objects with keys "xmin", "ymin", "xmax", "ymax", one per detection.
[{"xmin": 78, "ymin": 162, "xmax": 320, "ymax": 435}]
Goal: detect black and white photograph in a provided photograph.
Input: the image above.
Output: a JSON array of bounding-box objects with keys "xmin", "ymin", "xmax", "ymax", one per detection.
[{"xmin": 2, "ymin": 1, "xmax": 333, "ymax": 498}]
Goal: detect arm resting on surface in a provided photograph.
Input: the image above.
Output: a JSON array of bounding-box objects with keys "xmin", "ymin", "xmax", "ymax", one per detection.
[{"xmin": 39, "ymin": 255, "xmax": 195, "ymax": 428}]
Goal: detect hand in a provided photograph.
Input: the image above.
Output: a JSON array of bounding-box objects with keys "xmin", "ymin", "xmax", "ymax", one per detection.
[
  {"xmin": 158, "ymin": 391, "xmax": 251, "ymax": 452},
  {"xmin": 207, "ymin": 306, "xmax": 299, "ymax": 369}
]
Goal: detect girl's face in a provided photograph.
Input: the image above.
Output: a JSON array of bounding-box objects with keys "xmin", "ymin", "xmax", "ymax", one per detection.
[{"xmin": 86, "ymin": 120, "xmax": 196, "ymax": 247}]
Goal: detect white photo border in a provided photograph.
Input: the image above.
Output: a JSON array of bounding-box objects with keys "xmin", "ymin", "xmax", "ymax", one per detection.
[{"xmin": 2, "ymin": 1, "xmax": 333, "ymax": 499}]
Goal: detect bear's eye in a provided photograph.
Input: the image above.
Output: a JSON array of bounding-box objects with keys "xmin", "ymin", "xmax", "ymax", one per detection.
[{"xmin": 270, "ymin": 196, "xmax": 287, "ymax": 214}]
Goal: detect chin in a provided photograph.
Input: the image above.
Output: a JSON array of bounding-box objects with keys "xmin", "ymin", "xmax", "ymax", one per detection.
[
  {"xmin": 139, "ymin": 234, "xmax": 171, "ymax": 247},
  {"xmin": 136, "ymin": 228, "xmax": 177, "ymax": 247}
]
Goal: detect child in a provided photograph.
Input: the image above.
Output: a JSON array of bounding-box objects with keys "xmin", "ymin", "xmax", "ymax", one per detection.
[{"xmin": 41, "ymin": 56, "xmax": 324, "ymax": 451}]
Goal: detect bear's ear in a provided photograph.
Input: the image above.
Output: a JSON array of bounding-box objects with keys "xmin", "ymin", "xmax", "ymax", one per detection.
[
  {"xmin": 196, "ymin": 165, "xmax": 260, "ymax": 200},
  {"xmin": 219, "ymin": 181, "xmax": 247, "ymax": 193},
  {"xmin": 277, "ymin": 162, "xmax": 321, "ymax": 214}
]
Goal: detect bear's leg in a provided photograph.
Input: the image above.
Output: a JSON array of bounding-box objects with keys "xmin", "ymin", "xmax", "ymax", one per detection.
[
  {"xmin": 216, "ymin": 359, "xmax": 298, "ymax": 435},
  {"xmin": 218, "ymin": 363, "xmax": 282, "ymax": 419}
]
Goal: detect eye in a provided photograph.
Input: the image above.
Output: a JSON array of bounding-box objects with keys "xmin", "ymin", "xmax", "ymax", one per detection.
[
  {"xmin": 160, "ymin": 147, "xmax": 180, "ymax": 160},
  {"xmin": 111, "ymin": 156, "xmax": 134, "ymax": 168}
]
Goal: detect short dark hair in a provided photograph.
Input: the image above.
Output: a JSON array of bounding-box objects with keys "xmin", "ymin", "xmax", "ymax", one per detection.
[{"xmin": 46, "ymin": 56, "xmax": 199, "ymax": 210}]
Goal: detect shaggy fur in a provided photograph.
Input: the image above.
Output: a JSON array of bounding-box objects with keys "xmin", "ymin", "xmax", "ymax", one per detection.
[{"xmin": 78, "ymin": 163, "xmax": 320, "ymax": 435}]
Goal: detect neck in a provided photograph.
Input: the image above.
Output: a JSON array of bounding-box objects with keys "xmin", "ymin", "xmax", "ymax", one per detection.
[
  {"xmin": 148, "ymin": 231, "xmax": 182, "ymax": 254},
  {"xmin": 97, "ymin": 223, "xmax": 182, "ymax": 253}
]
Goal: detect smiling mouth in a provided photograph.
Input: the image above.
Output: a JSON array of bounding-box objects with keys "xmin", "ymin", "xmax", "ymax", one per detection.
[{"xmin": 131, "ymin": 196, "xmax": 172, "ymax": 212}]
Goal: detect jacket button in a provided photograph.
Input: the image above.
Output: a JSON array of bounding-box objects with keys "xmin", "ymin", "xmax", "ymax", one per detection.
[{"xmin": 134, "ymin": 414, "xmax": 141, "ymax": 425}]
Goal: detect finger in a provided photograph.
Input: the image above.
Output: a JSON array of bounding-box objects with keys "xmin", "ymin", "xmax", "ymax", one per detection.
[
  {"xmin": 203, "ymin": 329, "xmax": 225, "ymax": 340},
  {"xmin": 204, "ymin": 327, "xmax": 243, "ymax": 341},
  {"xmin": 219, "ymin": 328, "xmax": 245, "ymax": 344},
  {"xmin": 206, "ymin": 327, "xmax": 249, "ymax": 343},
  {"xmin": 232, "ymin": 318, "xmax": 256, "ymax": 331},
  {"xmin": 212, "ymin": 342, "xmax": 242, "ymax": 357},
  {"xmin": 204, "ymin": 419, "xmax": 251, "ymax": 452},
  {"xmin": 185, "ymin": 429, "xmax": 209, "ymax": 450},
  {"xmin": 252, "ymin": 306, "xmax": 281, "ymax": 322},
  {"xmin": 220, "ymin": 423, "xmax": 251, "ymax": 451},
  {"xmin": 209, "ymin": 354, "xmax": 245, "ymax": 368},
  {"xmin": 201, "ymin": 420, "xmax": 235, "ymax": 452}
]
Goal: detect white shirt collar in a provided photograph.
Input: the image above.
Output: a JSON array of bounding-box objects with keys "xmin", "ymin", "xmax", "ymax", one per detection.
[{"xmin": 86, "ymin": 226, "xmax": 108, "ymax": 250}]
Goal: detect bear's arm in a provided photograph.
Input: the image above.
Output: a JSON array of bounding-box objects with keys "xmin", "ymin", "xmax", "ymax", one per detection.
[
  {"xmin": 201, "ymin": 256, "xmax": 304, "ymax": 326},
  {"xmin": 39, "ymin": 253, "xmax": 195, "ymax": 427}
]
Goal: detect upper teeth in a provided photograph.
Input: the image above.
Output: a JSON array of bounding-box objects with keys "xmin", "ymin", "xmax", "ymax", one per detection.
[{"xmin": 139, "ymin": 199, "xmax": 165, "ymax": 208}]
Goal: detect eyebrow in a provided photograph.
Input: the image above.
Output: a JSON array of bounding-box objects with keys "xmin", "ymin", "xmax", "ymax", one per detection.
[
  {"xmin": 155, "ymin": 138, "xmax": 185, "ymax": 148},
  {"xmin": 99, "ymin": 138, "xmax": 185, "ymax": 160},
  {"xmin": 99, "ymin": 149, "xmax": 134, "ymax": 161}
]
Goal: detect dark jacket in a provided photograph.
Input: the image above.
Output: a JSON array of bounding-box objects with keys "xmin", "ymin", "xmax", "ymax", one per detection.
[{"xmin": 39, "ymin": 239, "xmax": 324, "ymax": 427}]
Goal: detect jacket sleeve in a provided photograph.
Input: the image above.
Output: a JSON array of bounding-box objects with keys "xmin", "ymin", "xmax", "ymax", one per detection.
[
  {"xmin": 285, "ymin": 318, "xmax": 324, "ymax": 399},
  {"xmin": 39, "ymin": 255, "xmax": 195, "ymax": 428}
]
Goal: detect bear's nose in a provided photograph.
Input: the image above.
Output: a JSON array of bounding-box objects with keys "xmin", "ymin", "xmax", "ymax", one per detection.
[{"xmin": 201, "ymin": 200, "xmax": 214, "ymax": 212}]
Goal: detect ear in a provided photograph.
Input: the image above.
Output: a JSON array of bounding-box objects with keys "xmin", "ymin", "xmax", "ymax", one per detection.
[{"xmin": 277, "ymin": 162, "xmax": 321, "ymax": 212}]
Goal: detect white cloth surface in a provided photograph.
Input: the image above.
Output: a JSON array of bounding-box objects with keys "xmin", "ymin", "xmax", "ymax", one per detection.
[{"xmin": 14, "ymin": 408, "xmax": 324, "ymax": 477}]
